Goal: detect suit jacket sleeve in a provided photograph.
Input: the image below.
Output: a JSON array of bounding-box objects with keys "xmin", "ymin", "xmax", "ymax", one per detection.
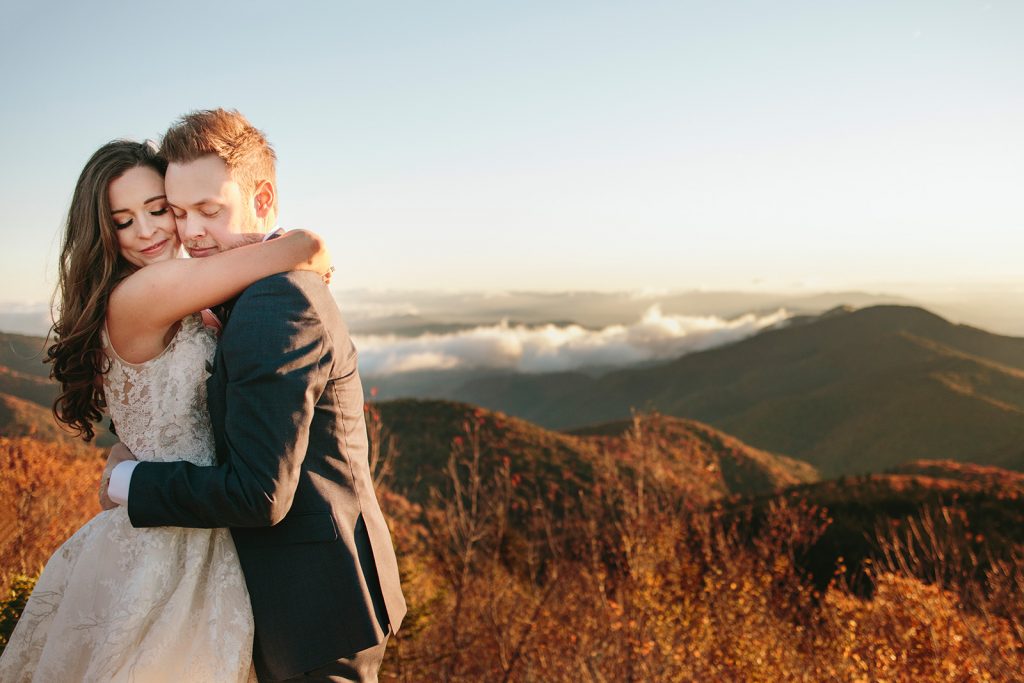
[{"xmin": 127, "ymin": 275, "xmax": 327, "ymax": 528}]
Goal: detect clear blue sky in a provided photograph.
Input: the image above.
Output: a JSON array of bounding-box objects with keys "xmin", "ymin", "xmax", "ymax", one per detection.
[{"xmin": 1, "ymin": 0, "xmax": 1021, "ymax": 304}]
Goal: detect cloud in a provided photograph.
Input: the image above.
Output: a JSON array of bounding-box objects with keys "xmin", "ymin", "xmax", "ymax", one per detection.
[{"xmin": 355, "ymin": 305, "xmax": 791, "ymax": 375}]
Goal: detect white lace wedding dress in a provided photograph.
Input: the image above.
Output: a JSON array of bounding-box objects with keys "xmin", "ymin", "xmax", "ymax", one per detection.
[{"xmin": 0, "ymin": 314, "xmax": 255, "ymax": 682}]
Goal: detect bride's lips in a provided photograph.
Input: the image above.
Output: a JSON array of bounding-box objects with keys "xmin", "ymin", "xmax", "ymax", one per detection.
[{"xmin": 140, "ymin": 239, "xmax": 169, "ymax": 256}]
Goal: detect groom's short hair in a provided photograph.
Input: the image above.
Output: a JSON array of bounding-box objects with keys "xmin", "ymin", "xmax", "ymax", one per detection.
[{"xmin": 161, "ymin": 109, "xmax": 277, "ymax": 206}]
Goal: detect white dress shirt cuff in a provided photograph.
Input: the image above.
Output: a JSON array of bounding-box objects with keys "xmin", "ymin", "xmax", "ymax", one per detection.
[{"xmin": 108, "ymin": 460, "xmax": 139, "ymax": 506}]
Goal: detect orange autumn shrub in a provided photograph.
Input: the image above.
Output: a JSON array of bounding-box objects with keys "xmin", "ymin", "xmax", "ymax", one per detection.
[
  {"xmin": 817, "ymin": 572, "xmax": 1020, "ymax": 682},
  {"xmin": 0, "ymin": 436, "xmax": 103, "ymax": 592}
]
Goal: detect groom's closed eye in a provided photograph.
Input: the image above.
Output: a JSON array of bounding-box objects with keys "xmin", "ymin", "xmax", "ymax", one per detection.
[{"xmin": 170, "ymin": 205, "xmax": 221, "ymax": 219}]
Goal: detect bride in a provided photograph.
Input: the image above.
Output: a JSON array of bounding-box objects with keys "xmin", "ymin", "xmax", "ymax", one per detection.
[{"xmin": 0, "ymin": 139, "xmax": 330, "ymax": 681}]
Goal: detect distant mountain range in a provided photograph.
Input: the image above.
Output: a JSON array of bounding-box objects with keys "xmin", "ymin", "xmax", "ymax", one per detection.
[
  {"xmin": 400, "ymin": 306, "xmax": 1024, "ymax": 476},
  {"xmin": 6, "ymin": 304, "xmax": 1024, "ymax": 479}
]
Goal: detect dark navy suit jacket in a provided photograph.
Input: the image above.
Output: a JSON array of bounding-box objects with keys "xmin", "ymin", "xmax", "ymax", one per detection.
[{"xmin": 127, "ymin": 271, "xmax": 406, "ymax": 681}]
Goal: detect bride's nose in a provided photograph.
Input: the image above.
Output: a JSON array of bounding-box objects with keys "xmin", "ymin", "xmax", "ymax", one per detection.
[{"xmin": 136, "ymin": 214, "xmax": 157, "ymax": 239}]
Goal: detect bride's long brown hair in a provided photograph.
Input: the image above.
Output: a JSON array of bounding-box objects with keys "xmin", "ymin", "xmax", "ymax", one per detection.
[{"xmin": 46, "ymin": 140, "xmax": 168, "ymax": 441}]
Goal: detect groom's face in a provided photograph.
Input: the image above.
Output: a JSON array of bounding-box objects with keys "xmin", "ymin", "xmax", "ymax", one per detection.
[{"xmin": 165, "ymin": 154, "xmax": 258, "ymax": 258}]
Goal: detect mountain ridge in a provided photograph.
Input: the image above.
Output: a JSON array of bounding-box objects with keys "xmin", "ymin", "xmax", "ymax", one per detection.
[
  {"xmin": 373, "ymin": 399, "xmax": 819, "ymax": 505},
  {"xmin": 442, "ymin": 305, "xmax": 1024, "ymax": 476}
]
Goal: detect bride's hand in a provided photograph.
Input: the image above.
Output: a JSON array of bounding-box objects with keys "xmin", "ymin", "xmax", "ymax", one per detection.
[
  {"xmin": 99, "ymin": 442, "xmax": 138, "ymax": 510},
  {"xmin": 278, "ymin": 229, "xmax": 333, "ymax": 281}
]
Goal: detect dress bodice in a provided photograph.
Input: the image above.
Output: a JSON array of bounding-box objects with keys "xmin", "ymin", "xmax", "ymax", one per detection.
[{"xmin": 102, "ymin": 313, "xmax": 218, "ymax": 465}]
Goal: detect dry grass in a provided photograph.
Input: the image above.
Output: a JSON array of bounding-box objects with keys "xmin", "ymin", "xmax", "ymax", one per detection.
[
  {"xmin": 1, "ymin": 415, "xmax": 1022, "ymax": 680},
  {"xmin": 381, "ymin": 415, "xmax": 1024, "ymax": 682}
]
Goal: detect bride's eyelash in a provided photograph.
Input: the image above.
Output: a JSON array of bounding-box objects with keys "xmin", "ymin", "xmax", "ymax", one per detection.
[
  {"xmin": 151, "ymin": 208, "xmax": 169, "ymax": 216},
  {"xmin": 115, "ymin": 219, "xmax": 132, "ymax": 229}
]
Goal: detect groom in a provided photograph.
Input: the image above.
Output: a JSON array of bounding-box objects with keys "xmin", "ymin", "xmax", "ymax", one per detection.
[{"xmin": 102, "ymin": 109, "xmax": 406, "ymax": 682}]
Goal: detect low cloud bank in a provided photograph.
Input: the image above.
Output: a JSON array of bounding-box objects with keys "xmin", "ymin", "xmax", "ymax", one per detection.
[{"xmin": 355, "ymin": 306, "xmax": 791, "ymax": 375}]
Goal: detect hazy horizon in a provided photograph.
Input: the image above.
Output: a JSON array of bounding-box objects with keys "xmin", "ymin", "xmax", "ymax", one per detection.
[{"xmin": 7, "ymin": 285, "xmax": 1024, "ymax": 378}]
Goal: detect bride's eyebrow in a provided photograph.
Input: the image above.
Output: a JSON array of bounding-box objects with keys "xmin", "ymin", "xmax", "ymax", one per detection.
[{"xmin": 111, "ymin": 195, "xmax": 166, "ymax": 213}]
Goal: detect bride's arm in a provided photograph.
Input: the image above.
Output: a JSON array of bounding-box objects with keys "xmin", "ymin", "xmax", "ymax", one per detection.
[{"xmin": 108, "ymin": 229, "xmax": 331, "ymax": 334}]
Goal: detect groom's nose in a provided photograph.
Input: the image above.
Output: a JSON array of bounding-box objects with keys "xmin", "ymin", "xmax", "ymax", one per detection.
[{"xmin": 176, "ymin": 213, "xmax": 205, "ymax": 242}]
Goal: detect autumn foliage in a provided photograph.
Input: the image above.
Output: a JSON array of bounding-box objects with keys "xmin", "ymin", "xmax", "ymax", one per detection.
[
  {"xmin": 2, "ymin": 411, "xmax": 1023, "ymax": 679},
  {"xmin": 376, "ymin": 411, "xmax": 1024, "ymax": 681},
  {"xmin": 0, "ymin": 436, "xmax": 103, "ymax": 650},
  {"xmin": 0, "ymin": 437, "xmax": 102, "ymax": 590}
]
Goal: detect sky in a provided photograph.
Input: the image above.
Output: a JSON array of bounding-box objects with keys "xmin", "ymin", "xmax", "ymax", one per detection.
[{"xmin": 1, "ymin": 0, "xmax": 1022, "ymax": 308}]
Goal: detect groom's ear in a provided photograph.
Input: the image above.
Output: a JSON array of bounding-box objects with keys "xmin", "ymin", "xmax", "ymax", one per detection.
[{"xmin": 253, "ymin": 179, "xmax": 276, "ymax": 220}]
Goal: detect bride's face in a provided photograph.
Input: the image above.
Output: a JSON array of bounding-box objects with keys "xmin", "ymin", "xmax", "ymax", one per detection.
[{"xmin": 109, "ymin": 166, "xmax": 180, "ymax": 268}]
